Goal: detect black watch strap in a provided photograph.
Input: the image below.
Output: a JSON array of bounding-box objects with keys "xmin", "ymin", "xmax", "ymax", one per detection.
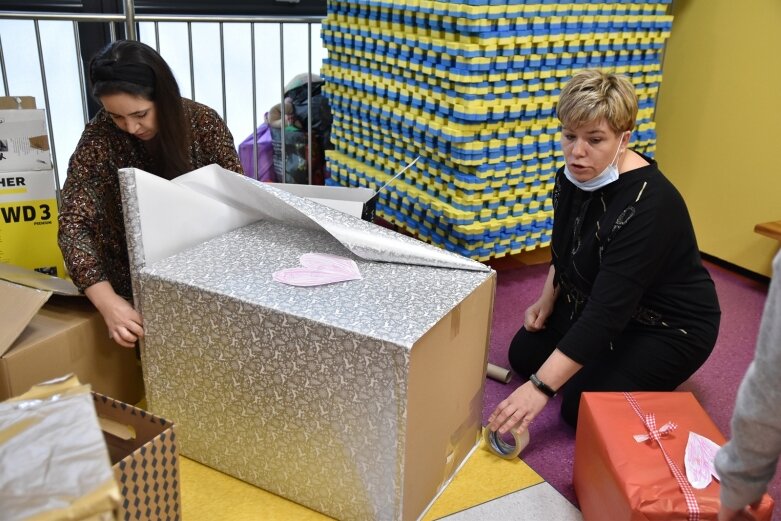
[{"xmin": 529, "ymin": 373, "xmax": 557, "ymax": 398}]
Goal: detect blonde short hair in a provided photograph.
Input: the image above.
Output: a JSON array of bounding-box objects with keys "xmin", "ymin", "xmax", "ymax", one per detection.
[{"xmin": 556, "ymin": 69, "xmax": 638, "ymax": 133}]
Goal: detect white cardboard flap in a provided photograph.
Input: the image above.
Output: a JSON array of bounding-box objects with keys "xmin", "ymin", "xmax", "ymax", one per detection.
[
  {"xmin": 267, "ymin": 183, "xmax": 375, "ymax": 203},
  {"xmin": 266, "ymin": 183, "xmax": 375, "ymax": 218}
]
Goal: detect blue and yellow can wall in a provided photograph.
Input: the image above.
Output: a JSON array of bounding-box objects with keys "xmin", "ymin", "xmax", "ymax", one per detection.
[{"xmin": 322, "ymin": 0, "xmax": 672, "ymax": 262}]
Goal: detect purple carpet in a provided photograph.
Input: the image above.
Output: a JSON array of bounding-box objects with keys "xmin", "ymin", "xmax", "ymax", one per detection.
[{"xmin": 481, "ymin": 259, "xmax": 779, "ymax": 514}]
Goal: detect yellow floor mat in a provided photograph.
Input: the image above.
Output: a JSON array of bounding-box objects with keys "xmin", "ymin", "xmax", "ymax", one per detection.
[
  {"xmin": 180, "ymin": 438, "xmax": 543, "ymax": 520},
  {"xmin": 421, "ymin": 439, "xmax": 543, "ymax": 520},
  {"xmin": 181, "ymin": 458, "xmax": 330, "ymax": 521}
]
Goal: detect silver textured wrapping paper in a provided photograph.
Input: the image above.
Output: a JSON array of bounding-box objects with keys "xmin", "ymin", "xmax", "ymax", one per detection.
[{"xmin": 119, "ymin": 166, "xmax": 495, "ymax": 520}]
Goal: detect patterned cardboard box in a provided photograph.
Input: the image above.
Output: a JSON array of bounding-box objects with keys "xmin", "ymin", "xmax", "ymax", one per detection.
[
  {"xmin": 119, "ymin": 166, "xmax": 495, "ymax": 521},
  {"xmin": 94, "ymin": 392, "xmax": 181, "ymax": 521}
]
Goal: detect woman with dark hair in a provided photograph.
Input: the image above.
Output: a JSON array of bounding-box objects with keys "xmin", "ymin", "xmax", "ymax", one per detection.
[{"xmin": 58, "ymin": 39, "xmax": 243, "ymax": 348}]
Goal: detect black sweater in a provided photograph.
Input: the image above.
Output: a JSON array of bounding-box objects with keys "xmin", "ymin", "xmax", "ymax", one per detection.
[{"xmin": 550, "ymin": 154, "xmax": 721, "ymax": 365}]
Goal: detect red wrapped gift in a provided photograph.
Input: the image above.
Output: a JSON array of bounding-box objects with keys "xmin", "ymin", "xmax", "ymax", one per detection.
[{"xmin": 574, "ymin": 392, "xmax": 774, "ymax": 521}]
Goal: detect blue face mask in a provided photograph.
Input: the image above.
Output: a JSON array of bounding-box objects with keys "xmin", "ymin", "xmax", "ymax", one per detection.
[{"xmin": 563, "ymin": 134, "xmax": 626, "ymax": 192}]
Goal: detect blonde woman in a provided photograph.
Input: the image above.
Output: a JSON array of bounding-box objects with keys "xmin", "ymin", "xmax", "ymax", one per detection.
[{"xmin": 488, "ymin": 70, "xmax": 720, "ymax": 436}]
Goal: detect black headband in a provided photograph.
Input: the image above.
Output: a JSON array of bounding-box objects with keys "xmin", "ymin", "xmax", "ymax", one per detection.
[{"xmin": 92, "ymin": 59, "xmax": 155, "ymax": 88}]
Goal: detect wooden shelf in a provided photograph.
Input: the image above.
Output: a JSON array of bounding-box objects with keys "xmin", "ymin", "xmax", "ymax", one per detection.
[
  {"xmin": 487, "ymin": 246, "xmax": 552, "ymax": 271},
  {"xmin": 754, "ymin": 221, "xmax": 781, "ymax": 241}
]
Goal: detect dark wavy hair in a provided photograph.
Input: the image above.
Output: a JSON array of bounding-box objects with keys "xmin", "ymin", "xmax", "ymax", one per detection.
[{"xmin": 89, "ymin": 40, "xmax": 191, "ymax": 179}]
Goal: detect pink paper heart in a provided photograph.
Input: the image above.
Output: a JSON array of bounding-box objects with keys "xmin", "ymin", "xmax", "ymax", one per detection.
[
  {"xmin": 684, "ymin": 431, "xmax": 722, "ymax": 489},
  {"xmin": 273, "ymin": 253, "xmax": 362, "ymax": 287}
]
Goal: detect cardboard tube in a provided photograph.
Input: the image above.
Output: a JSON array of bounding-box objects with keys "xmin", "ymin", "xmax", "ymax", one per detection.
[
  {"xmin": 486, "ymin": 363, "xmax": 512, "ymax": 383},
  {"xmin": 483, "ymin": 427, "xmax": 531, "ymax": 460}
]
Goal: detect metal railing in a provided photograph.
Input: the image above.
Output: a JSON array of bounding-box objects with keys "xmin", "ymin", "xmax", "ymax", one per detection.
[{"xmin": 0, "ymin": 3, "xmax": 326, "ymax": 193}]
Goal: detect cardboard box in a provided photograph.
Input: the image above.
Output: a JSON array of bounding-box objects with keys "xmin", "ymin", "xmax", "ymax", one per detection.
[
  {"xmin": 574, "ymin": 392, "xmax": 775, "ymax": 521},
  {"xmin": 0, "ymin": 376, "xmax": 121, "ymax": 521},
  {"xmin": 0, "ymin": 275, "xmax": 145, "ymax": 403},
  {"xmin": 0, "ymin": 168, "xmax": 64, "ymax": 276},
  {"xmin": 120, "ymin": 165, "xmax": 495, "ymax": 521},
  {"xmin": 268, "ymin": 182, "xmax": 377, "ymax": 221},
  {"xmin": 0, "ymin": 99, "xmax": 60, "ymax": 276},
  {"xmin": 0, "ymin": 108, "xmax": 52, "ymax": 172},
  {"xmin": 0, "ymin": 95, "xmax": 37, "ymax": 110},
  {"xmin": 94, "ymin": 391, "xmax": 181, "ymax": 521}
]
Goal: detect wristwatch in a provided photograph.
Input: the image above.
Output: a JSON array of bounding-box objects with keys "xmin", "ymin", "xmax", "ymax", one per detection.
[{"xmin": 529, "ymin": 373, "xmax": 557, "ymax": 398}]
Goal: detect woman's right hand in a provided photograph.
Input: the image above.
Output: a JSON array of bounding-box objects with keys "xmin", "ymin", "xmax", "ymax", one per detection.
[
  {"xmin": 84, "ymin": 281, "xmax": 144, "ymax": 349},
  {"xmin": 524, "ymin": 297, "xmax": 554, "ymax": 332}
]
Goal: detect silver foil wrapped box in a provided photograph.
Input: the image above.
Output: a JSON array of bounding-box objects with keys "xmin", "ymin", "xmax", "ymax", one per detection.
[{"xmin": 120, "ymin": 165, "xmax": 495, "ymax": 521}]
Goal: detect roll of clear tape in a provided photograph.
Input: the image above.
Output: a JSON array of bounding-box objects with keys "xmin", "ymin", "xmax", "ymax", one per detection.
[{"xmin": 483, "ymin": 427, "xmax": 530, "ymax": 459}]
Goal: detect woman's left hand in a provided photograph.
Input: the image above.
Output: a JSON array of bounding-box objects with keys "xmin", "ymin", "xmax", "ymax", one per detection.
[{"xmin": 487, "ymin": 381, "xmax": 550, "ymax": 435}]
